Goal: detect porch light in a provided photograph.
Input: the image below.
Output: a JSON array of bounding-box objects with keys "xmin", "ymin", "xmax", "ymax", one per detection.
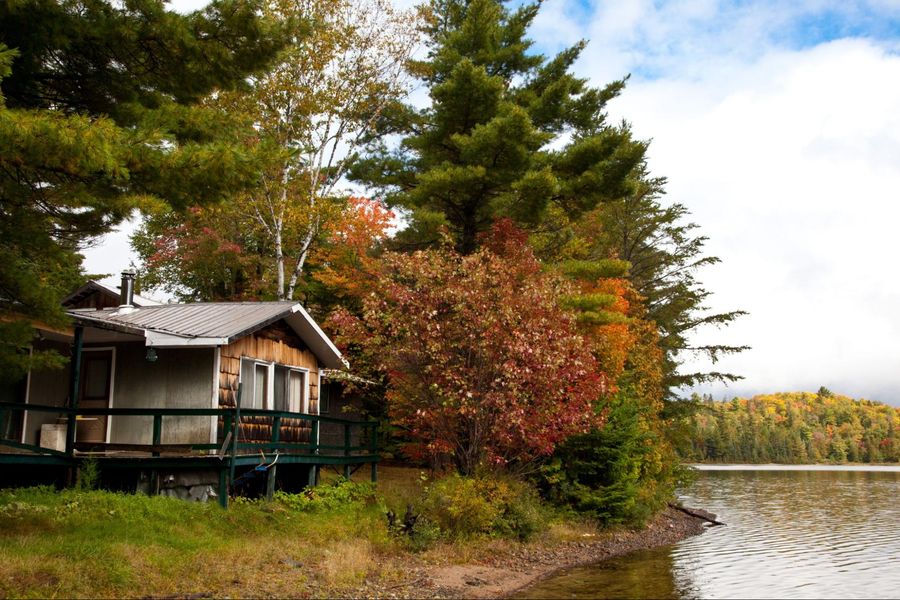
[{"xmin": 146, "ymin": 347, "xmax": 158, "ymax": 362}]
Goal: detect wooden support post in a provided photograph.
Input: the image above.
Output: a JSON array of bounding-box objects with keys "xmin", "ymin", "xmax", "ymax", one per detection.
[
  {"xmin": 228, "ymin": 383, "xmax": 242, "ymax": 496},
  {"xmin": 266, "ymin": 463, "xmax": 277, "ymax": 501},
  {"xmin": 218, "ymin": 468, "xmax": 228, "ymax": 509},
  {"xmin": 65, "ymin": 326, "xmax": 84, "ymax": 457},
  {"xmin": 343, "ymin": 423, "xmax": 351, "ymax": 480},
  {"xmin": 152, "ymin": 414, "xmax": 162, "ymax": 457},
  {"xmin": 272, "ymin": 415, "xmax": 281, "ymax": 447},
  {"xmin": 307, "ymin": 465, "xmax": 317, "ymax": 489},
  {"xmin": 265, "ymin": 414, "xmax": 280, "ymax": 501},
  {"xmin": 65, "ymin": 326, "xmax": 83, "ymax": 487},
  {"xmin": 370, "ymin": 422, "xmax": 378, "ymax": 483}
]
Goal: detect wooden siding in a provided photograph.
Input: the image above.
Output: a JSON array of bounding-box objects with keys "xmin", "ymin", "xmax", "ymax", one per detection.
[{"xmin": 218, "ymin": 321, "xmax": 320, "ymax": 443}]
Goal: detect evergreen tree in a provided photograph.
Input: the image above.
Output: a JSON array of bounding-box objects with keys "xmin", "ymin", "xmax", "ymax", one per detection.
[
  {"xmin": 352, "ymin": 0, "xmax": 645, "ymax": 254},
  {"xmin": 0, "ymin": 0, "xmax": 285, "ymax": 379},
  {"xmin": 576, "ymin": 171, "xmax": 748, "ymax": 394}
]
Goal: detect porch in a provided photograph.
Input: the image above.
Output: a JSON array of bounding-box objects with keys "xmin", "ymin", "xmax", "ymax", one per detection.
[{"xmin": 0, "ymin": 397, "xmax": 379, "ymax": 507}]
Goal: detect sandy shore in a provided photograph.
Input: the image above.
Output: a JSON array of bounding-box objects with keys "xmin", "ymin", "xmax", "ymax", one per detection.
[{"xmin": 354, "ymin": 506, "xmax": 710, "ymax": 599}]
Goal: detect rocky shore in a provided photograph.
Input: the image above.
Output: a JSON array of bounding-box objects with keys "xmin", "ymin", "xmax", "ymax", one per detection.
[{"xmin": 351, "ymin": 506, "xmax": 710, "ymax": 599}]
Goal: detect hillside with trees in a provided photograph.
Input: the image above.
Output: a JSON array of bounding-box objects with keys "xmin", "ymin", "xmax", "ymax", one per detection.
[{"xmin": 683, "ymin": 390, "xmax": 900, "ymax": 464}]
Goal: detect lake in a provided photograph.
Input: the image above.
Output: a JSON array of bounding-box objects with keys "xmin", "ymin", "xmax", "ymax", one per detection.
[{"xmin": 517, "ymin": 465, "xmax": 900, "ymax": 599}]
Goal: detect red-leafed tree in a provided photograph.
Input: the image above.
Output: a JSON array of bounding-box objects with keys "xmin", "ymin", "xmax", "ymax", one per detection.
[
  {"xmin": 132, "ymin": 204, "xmax": 270, "ymax": 302},
  {"xmin": 329, "ymin": 222, "xmax": 605, "ymax": 475}
]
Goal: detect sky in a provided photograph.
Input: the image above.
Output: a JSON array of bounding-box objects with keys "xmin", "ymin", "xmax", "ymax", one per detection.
[{"xmin": 84, "ymin": 0, "xmax": 900, "ymax": 404}]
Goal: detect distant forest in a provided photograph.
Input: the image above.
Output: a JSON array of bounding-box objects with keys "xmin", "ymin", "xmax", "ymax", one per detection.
[{"xmin": 683, "ymin": 390, "xmax": 900, "ymax": 463}]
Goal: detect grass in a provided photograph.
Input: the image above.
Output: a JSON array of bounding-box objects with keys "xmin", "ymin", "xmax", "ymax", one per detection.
[
  {"xmin": 0, "ymin": 467, "xmax": 597, "ymax": 598},
  {"xmin": 0, "ymin": 479, "xmax": 391, "ymax": 598}
]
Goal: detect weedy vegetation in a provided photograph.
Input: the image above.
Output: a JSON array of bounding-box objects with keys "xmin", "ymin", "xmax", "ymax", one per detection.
[{"xmin": 0, "ymin": 467, "xmax": 595, "ymax": 598}]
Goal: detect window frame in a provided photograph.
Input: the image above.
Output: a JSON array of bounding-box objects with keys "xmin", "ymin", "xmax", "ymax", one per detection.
[
  {"xmin": 288, "ymin": 367, "xmax": 309, "ymax": 413},
  {"xmin": 241, "ymin": 358, "xmax": 275, "ymax": 410},
  {"xmin": 241, "ymin": 358, "xmax": 309, "ymax": 414}
]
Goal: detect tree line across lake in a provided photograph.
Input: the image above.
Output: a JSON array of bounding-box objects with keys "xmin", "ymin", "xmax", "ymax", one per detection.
[{"xmin": 682, "ymin": 390, "xmax": 900, "ymax": 464}]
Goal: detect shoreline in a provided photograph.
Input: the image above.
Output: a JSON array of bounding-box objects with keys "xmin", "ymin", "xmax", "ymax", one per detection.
[
  {"xmin": 690, "ymin": 462, "xmax": 900, "ymax": 471},
  {"xmin": 352, "ymin": 506, "xmax": 709, "ymax": 599}
]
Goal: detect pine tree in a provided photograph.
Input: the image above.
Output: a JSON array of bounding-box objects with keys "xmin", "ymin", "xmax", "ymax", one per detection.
[
  {"xmin": 575, "ymin": 170, "xmax": 748, "ymax": 395},
  {"xmin": 352, "ymin": 0, "xmax": 645, "ymax": 254}
]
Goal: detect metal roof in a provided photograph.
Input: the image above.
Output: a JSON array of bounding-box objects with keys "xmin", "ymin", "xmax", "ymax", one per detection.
[{"xmin": 68, "ymin": 302, "xmax": 346, "ymax": 369}]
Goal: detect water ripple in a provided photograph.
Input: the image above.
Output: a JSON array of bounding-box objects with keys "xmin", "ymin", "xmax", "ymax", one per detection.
[{"xmin": 518, "ymin": 468, "xmax": 900, "ymax": 599}]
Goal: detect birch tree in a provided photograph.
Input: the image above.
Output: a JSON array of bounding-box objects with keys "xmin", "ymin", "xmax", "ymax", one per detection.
[{"xmin": 219, "ymin": 0, "xmax": 420, "ymax": 300}]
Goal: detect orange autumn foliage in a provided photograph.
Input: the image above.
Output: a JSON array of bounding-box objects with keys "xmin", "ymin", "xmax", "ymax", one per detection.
[{"xmin": 312, "ymin": 196, "xmax": 394, "ymax": 302}]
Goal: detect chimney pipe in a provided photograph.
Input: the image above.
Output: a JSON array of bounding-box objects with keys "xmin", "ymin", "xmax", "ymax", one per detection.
[{"xmin": 120, "ymin": 270, "xmax": 136, "ymax": 307}]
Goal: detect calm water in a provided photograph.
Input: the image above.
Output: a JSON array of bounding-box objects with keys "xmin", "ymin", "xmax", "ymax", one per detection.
[{"xmin": 518, "ymin": 466, "xmax": 900, "ymax": 599}]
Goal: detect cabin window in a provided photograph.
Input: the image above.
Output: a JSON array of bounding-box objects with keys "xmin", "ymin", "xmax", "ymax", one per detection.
[
  {"xmin": 253, "ymin": 364, "xmax": 268, "ymax": 409},
  {"xmin": 274, "ymin": 365, "xmax": 307, "ymax": 413},
  {"xmin": 240, "ymin": 358, "xmax": 274, "ymax": 409},
  {"xmin": 242, "ymin": 359, "xmax": 308, "ymax": 412},
  {"xmin": 319, "ymin": 381, "xmax": 330, "ymax": 414},
  {"xmin": 83, "ymin": 356, "xmax": 111, "ymax": 400},
  {"xmin": 289, "ymin": 370, "xmax": 306, "ymax": 413}
]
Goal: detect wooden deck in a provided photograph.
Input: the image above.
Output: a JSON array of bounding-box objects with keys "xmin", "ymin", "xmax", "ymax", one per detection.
[{"xmin": 0, "ymin": 400, "xmax": 379, "ymax": 507}]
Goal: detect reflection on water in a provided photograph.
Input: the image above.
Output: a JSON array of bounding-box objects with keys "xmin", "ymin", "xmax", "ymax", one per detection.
[
  {"xmin": 517, "ymin": 467, "xmax": 900, "ymax": 599},
  {"xmin": 515, "ymin": 547, "xmax": 689, "ymax": 600}
]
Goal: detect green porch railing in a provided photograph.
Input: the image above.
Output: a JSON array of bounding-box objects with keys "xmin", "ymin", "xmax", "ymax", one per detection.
[
  {"xmin": 0, "ymin": 400, "xmax": 379, "ymax": 507},
  {"xmin": 0, "ymin": 402, "xmax": 378, "ymax": 455}
]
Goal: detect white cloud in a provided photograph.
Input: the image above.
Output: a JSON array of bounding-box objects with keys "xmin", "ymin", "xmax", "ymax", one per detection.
[{"xmin": 600, "ymin": 38, "xmax": 900, "ymax": 404}]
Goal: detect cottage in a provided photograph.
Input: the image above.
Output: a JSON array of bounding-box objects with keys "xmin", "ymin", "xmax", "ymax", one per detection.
[{"xmin": 0, "ymin": 272, "xmax": 378, "ymax": 504}]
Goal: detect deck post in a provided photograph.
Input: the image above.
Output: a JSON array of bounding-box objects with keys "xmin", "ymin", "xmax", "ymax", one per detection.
[
  {"xmin": 152, "ymin": 415, "xmax": 162, "ymax": 456},
  {"xmin": 149, "ymin": 414, "xmax": 163, "ymax": 494},
  {"xmin": 228, "ymin": 384, "xmax": 242, "ymax": 498},
  {"xmin": 307, "ymin": 464, "xmax": 318, "ymax": 488},
  {"xmin": 265, "ymin": 414, "xmax": 281, "ymax": 501},
  {"xmin": 266, "ymin": 462, "xmax": 277, "ymax": 501},
  {"xmin": 64, "ymin": 326, "xmax": 84, "ymax": 485},
  {"xmin": 218, "ymin": 468, "xmax": 228, "ymax": 509},
  {"xmin": 370, "ymin": 422, "xmax": 378, "ymax": 483},
  {"xmin": 343, "ymin": 423, "xmax": 351, "ymax": 480},
  {"xmin": 65, "ymin": 326, "xmax": 84, "ymax": 455},
  {"xmin": 272, "ymin": 415, "xmax": 281, "ymax": 446}
]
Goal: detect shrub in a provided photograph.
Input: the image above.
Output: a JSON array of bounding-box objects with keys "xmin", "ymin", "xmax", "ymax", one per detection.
[
  {"xmin": 328, "ymin": 223, "xmax": 604, "ymax": 475},
  {"xmin": 76, "ymin": 458, "xmax": 100, "ymax": 491},
  {"xmin": 389, "ymin": 514, "xmax": 442, "ymax": 552},
  {"xmin": 274, "ymin": 478, "xmax": 376, "ymax": 512},
  {"xmin": 419, "ymin": 474, "xmax": 545, "ymax": 540}
]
